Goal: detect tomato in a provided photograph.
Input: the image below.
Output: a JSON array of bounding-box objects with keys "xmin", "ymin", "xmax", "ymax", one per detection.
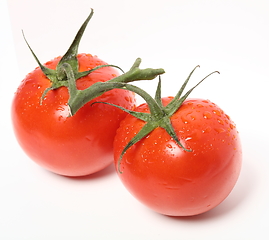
[
  {"xmin": 11, "ymin": 9, "xmax": 165, "ymax": 177},
  {"xmin": 113, "ymin": 71, "xmax": 242, "ymax": 216},
  {"xmin": 12, "ymin": 53, "xmax": 136, "ymax": 176}
]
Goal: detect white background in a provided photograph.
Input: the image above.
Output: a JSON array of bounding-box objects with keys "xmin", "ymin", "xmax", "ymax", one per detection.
[{"xmin": 1, "ymin": 0, "xmax": 269, "ymax": 239}]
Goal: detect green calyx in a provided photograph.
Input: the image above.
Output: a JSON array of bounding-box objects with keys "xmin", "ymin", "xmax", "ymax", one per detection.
[
  {"xmin": 23, "ymin": 9, "xmax": 165, "ymax": 114},
  {"xmin": 94, "ymin": 66, "xmax": 219, "ymax": 174},
  {"xmin": 67, "ymin": 58, "xmax": 165, "ymax": 115},
  {"xmin": 23, "ymin": 8, "xmax": 219, "ymax": 174}
]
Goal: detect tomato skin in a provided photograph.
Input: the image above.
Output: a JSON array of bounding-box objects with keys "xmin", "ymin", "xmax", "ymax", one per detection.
[
  {"xmin": 12, "ymin": 53, "xmax": 135, "ymax": 176},
  {"xmin": 114, "ymin": 97, "xmax": 242, "ymax": 216}
]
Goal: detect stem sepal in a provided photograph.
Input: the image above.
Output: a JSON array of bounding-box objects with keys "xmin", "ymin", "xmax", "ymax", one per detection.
[
  {"xmin": 23, "ymin": 9, "xmax": 165, "ymax": 115},
  {"xmin": 94, "ymin": 67, "xmax": 219, "ymax": 173}
]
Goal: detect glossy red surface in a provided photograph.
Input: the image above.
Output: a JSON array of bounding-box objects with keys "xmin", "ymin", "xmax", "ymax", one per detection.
[
  {"xmin": 12, "ymin": 53, "xmax": 136, "ymax": 176},
  {"xmin": 114, "ymin": 98, "xmax": 242, "ymax": 216}
]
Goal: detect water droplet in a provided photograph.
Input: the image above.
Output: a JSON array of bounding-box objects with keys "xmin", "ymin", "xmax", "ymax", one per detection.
[
  {"xmin": 124, "ymin": 96, "xmax": 131, "ymax": 102},
  {"xmin": 56, "ymin": 106, "xmax": 65, "ymax": 111},
  {"xmin": 202, "ymin": 126, "xmax": 212, "ymax": 133},
  {"xmin": 214, "ymin": 128, "xmax": 226, "ymax": 133},
  {"xmin": 217, "ymin": 118, "xmax": 225, "ymax": 125},
  {"xmin": 126, "ymin": 158, "xmax": 132, "ymax": 164},
  {"xmin": 181, "ymin": 116, "xmax": 189, "ymax": 124},
  {"xmin": 167, "ymin": 144, "xmax": 172, "ymax": 148},
  {"xmin": 185, "ymin": 137, "xmax": 192, "ymax": 141},
  {"xmin": 142, "ymin": 158, "xmax": 148, "ymax": 163},
  {"xmin": 203, "ymin": 111, "xmax": 212, "ymax": 119},
  {"xmin": 212, "ymin": 109, "xmax": 221, "ymax": 116},
  {"xmin": 55, "ymin": 105, "xmax": 70, "ymax": 121}
]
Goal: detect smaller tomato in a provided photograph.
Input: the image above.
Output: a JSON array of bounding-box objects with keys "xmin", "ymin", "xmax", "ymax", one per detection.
[{"xmin": 111, "ymin": 67, "xmax": 242, "ymax": 216}]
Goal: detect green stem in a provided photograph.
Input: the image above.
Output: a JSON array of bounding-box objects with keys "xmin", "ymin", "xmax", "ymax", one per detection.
[
  {"xmin": 118, "ymin": 121, "xmax": 158, "ymax": 173},
  {"xmin": 56, "ymin": 9, "xmax": 94, "ymax": 81},
  {"xmin": 93, "ymin": 66, "xmax": 219, "ymax": 173},
  {"xmin": 23, "ymin": 9, "xmax": 165, "ymax": 116},
  {"xmin": 165, "ymin": 70, "xmax": 220, "ymax": 117},
  {"xmin": 67, "ymin": 58, "xmax": 165, "ymax": 116}
]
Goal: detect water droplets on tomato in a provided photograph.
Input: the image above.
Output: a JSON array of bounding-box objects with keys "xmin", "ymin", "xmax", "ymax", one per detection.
[
  {"xmin": 225, "ymin": 114, "xmax": 230, "ymax": 120},
  {"xmin": 202, "ymin": 126, "xmax": 212, "ymax": 134},
  {"xmin": 180, "ymin": 114, "xmax": 190, "ymax": 124},
  {"xmin": 185, "ymin": 137, "xmax": 192, "ymax": 141},
  {"xmin": 190, "ymin": 115, "xmax": 196, "ymax": 121},
  {"xmin": 55, "ymin": 104, "xmax": 70, "ymax": 122},
  {"xmin": 214, "ymin": 128, "xmax": 226, "ymax": 133},
  {"xmin": 126, "ymin": 158, "xmax": 132, "ymax": 164},
  {"xmin": 58, "ymin": 116, "xmax": 64, "ymax": 121},
  {"xmin": 203, "ymin": 111, "xmax": 212, "ymax": 119},
  {"xmin": 167, "ymin": 143, "xmax": 173, "ymax": 148},
  {"xmin": 217, "ymin": 118, "xmax": 225, "ymax": 125},
  {"xmin": 212, "ymin": 109, "xmax": 221, "ymax": 116},
  {"xmin": 124, "ymin": 96, "xmax": 134, "ymax": 104},
  {"xmin": 56, "ymin": 106, "xmax": 66, "ymax": 111}
]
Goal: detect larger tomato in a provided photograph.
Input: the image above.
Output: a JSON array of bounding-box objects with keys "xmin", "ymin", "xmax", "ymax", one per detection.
[
  {"xmin": 11, "ymin": 9, "xmax": 165, "ymax": 177},
  {"xmin": 12, "ymin": 53, "xmax": 135, "ymax": 176},
  {"xmin": 113, "ymin": 71, "xmax": 242, "ymax": 216}
]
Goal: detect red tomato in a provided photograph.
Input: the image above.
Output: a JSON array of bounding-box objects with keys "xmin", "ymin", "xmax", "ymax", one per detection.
[
  {"xmin": 12, "ymin": 53, "xmax": 135, "ymax": 176},
  {"xmin": 114, "ymin": 97, "xmax": 242, "ymax": 216}
]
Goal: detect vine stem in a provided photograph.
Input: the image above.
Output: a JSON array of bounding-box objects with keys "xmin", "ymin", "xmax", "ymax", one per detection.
[
  {"xmin": 64, "ymin": 58, "xmax": 165, "ymax": 116},
  {"xmin": 23, "ymin": 9, "xmax": 165, "ymax": 116},
  {"xmin": 92, "ymin": 67, "xmax": 220, "ymax": 173}
]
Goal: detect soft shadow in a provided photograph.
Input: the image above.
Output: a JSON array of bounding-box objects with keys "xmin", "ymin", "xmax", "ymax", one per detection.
[
  {"xmin": 165, "ymin": 159, "xmax": 256, "ymax": 222},
  {"xmin": 64, "ymin": 163, "xmax": 116, "ymax": 181}
]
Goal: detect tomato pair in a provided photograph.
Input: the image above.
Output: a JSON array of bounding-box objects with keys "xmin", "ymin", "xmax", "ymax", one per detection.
[{"xmin": 12, "ymin": 9, "xmax": 242, "ymax": 216}]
